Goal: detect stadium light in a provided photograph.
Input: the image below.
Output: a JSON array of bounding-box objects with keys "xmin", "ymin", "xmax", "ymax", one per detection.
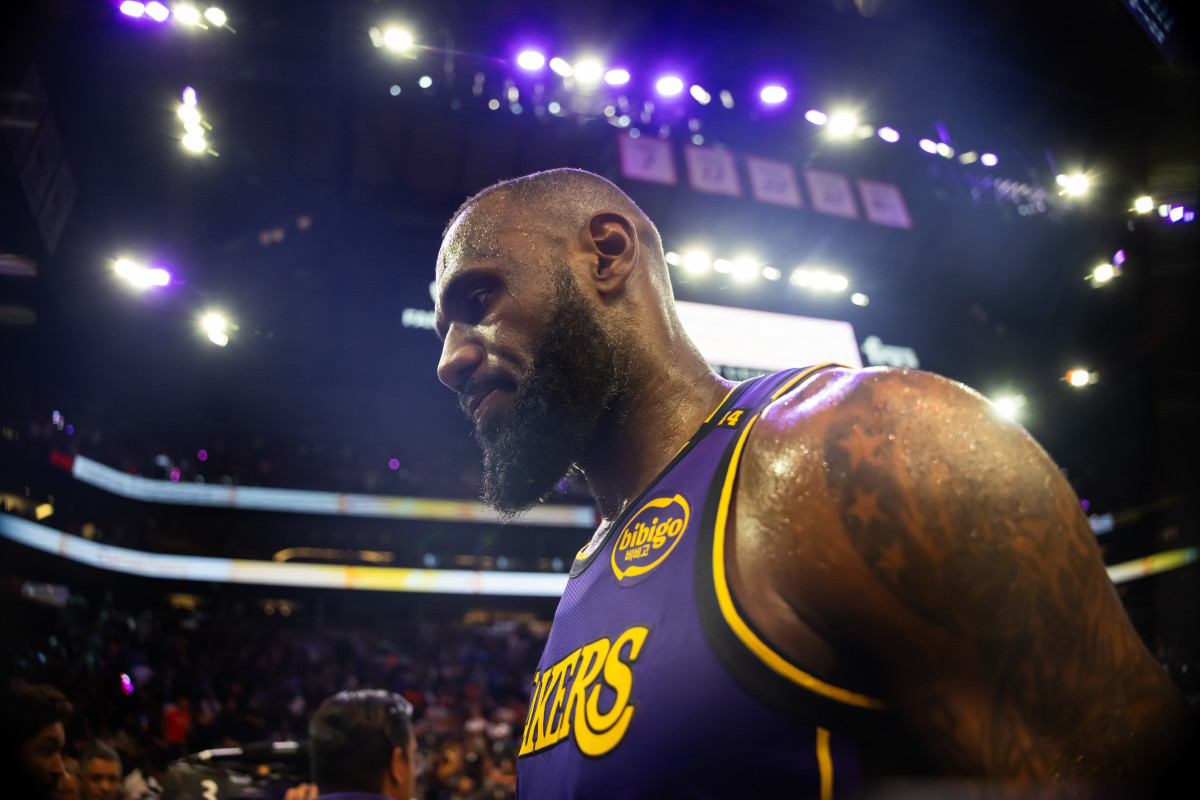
[
  {"xmin": 1134, "ymin": 196, "xmax": 1154, "ymax": 214},
  {"xmin": 119, "ymin": 1, "xmax": 146, "ymax": 17},
  {"xmin": 201, "ymin": 312, "xmax": 230, "ymax": 346},
  {"xmin": 664, "ymin": 251, "xmax": 681, "ymax": 265},
  {"xmin": 1066, "ymin": 369, "xmax": 1092, "ymax": 387},
  {"xmin": 682, "ymin": 251, "xmax": 711, "ymax": 274},
  {"xmin": 174, "ymin": 4, "xmax": 202, "ymax": 26},
  {"xmin": 991, "ymin": 394, "xmax": 1026, "ymax": 421},
  {"xmin": 144, "ymin": 2, "xmax": 169, "ymax": 22},
  {"xmin": 203, "ymin": 7, "xmax": 227, "ymax": 27},
  {"xmin": 689, "ymin": 85, "xmax": 712, "ymax": 104},
  {"xmin": 549, "ymin": 58, "xmax": 573, "ymax": 77},
  {"xmin": 656, "ymin": 76, "xmax": 684, "ymax": 96},
  {"xmin": 850, "ymin": 293, "xmax": 869, "ymax": 306},
  {"xmin": 604, "ymin": 68, "xmax": 630, "ymax": 86},
  {"xmin": 980, "ymin": 153, "xmax": 998, "ymax": 167},
  {"xmin": 918, "ymin": 138, "xmax": 938, "ymax": 154},
  {"xmin": 731, "ymin": 257, "xmax": 759, "ymax": 282},
  {"xmin": 516, "ymin": 50, "xmax": 545, "ymax": 70},
  {"xmin": 1058, "ymin": 173, "xmax": 1089, "ymax": 196},
  {"xmin": 804, "ymin": 109, "xmax": 828, "ymax": 125},
  {"xmin": 760, "ymin": 85, "xmax": 787, "ymax": 104},
  {"xmin": 114, "ymin": 259, "xmax": 170, "ymax": 289},
  {"xmin": 827, "ymin": 112, "xmax": 856, "ymax": 139},
  {"xmin": 936, "ymin": 142, "xmax": 954, "ymax": 158},
  {"xmin": 1093, "ymin": 264, "xmax": 1115, "ymax": 283},
  {"xmin": 762, "ymin": 267, "xmax": 782, "ymax": 281},
  {"xmin": 383, "ymin": 27, "xmax": 413, "ymax": 51},
  {"xmin": 573, "ymin": 60, "xmax": 603, "ymax": 85},
  {"xmin": 712, "ymin": 259, "xmax": 732, "ymax": 274},
  {"xmin": 182, "ymin": 132, "xmax": 206, "ymax": 153},
  {"xmin": 877, "ymin": 126, "xmax": 900, "ymax": 143}
]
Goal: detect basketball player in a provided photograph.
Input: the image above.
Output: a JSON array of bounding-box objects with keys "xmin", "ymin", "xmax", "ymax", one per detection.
[{"xmin": 433, "ymin": 169, "xmax": 1190, "ymax": 797}]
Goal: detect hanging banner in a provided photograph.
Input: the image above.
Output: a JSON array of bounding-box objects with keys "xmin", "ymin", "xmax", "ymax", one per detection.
[
  {"xmin": 746, "ymin": 155, "xmax": 803, "ymax": 208},
  {"xmin": 804, "ymin": 169, "xmax": 859, "ymax": 219},
  {"xmin": 618, "ymin": 133, "xmax": 677, "ymax": 185},
  {"xmin": 684, "ymin": 144, "xmax": 741, "ymax": 197},
  {"xmin": 857, "ymin": 179, "xmax": 912, "ymax": 230}
]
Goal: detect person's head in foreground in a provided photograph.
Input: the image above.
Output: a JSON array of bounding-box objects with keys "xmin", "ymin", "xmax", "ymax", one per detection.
[
  {"xmin": 308, "ymin": 689, "xmax": 417, "ymax": 799},
  {"xmin": 1, "ymin": 679, "xmax": 73, "ymax": 800}
]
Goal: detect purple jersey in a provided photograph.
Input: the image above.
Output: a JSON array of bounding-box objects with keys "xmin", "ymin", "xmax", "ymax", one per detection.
[{"xmin": 517, "ymin": 366, "xmax": 916, "ymax": 799}]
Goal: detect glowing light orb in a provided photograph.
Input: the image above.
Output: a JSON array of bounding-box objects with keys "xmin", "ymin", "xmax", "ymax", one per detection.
[
  {"xmin": 119, "ymin": 2, "xmax": 146, "ymax": 18},
  {"xmin": 980, "ymin": 153, "xmax": 998, "ymax": 167},
  {"xmin": 1066, "ymin": 369, "xmax": 1091, "ymax": 387},
  {"xmin": 516, "ymin": 50, "xmax": 545, "ymax": 70},
  {"xmin": 655, "ymin": 76, "xmax": 684, "ymax": 96},
  {"xmin": 804, "ymin": 109, "xmax": 827, "ymax": 125},
  {"xmin": 574, "ymin": 60, "xmax": 603, "ymax": 84},
  {"xmin": 760, "ymin": 85, "xmax": 787, "ymax": 104},
  {"xmin": 604, "ymin": 69, "xmax": 630, "ymax": 86},
  {"xmin": 877, "ymin": 127, "xmax": 900, "ymax": 143},
  {"xmin": 918, "ymin": 138, "xmax": 938, "ymax": 154},
  {"xmin": 827, "ymin": 112, "xmax": 856, "ymax": 138},
  {"xmin": 144, "ymin": 2, "xmax": 169, "ymax": 22},
  {"xmin": 203, "ymin": 7, "xmax": 226, "ymax": 26}
]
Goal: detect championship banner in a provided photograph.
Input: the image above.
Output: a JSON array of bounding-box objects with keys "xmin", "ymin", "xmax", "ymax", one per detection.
[
  {"xmin": 618, "ymin": 132, "xmax": 677, "ymax": 185},
  {"xmin": 857, "ymin": 179, "xmax": 912, "ymax": 230},
  {"xmin": 683, "ymin": 144, "xmax": 741, "ymax": 197},
  {"xmin": 804, "ymin": 169, "xmax": 859, "ymax": 219},
  {"xmin": 746, "ymin": 155, "xmax": 803, "ymax": 208}
]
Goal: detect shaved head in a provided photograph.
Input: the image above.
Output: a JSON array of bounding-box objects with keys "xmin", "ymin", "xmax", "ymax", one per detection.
[{"xmin": 439, "ymin": 168, "xmax": 669, "ymax": 293}]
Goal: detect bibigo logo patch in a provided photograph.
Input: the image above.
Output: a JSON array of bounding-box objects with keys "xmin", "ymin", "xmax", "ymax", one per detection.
[{"xmin": 611, "ymin": 494, "xmax": 690, "ymax": 582}]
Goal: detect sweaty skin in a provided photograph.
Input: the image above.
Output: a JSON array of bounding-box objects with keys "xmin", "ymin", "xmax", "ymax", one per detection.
[{"xmin": 436, "ymin": 170, "xmax": 1191, "ymax": 793}]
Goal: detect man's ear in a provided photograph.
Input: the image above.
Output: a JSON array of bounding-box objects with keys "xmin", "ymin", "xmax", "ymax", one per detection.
[
  {"xmin": 584, "ymin": 212, "xmax": 638, "ymax": 295},
  {"xmin": 387, "ymin": 744, "xmax": 410, "ymax": 795}
]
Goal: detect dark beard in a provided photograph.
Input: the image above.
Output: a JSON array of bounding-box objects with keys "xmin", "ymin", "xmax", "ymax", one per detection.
[{"xmin": 474, "ymin": 271, "xmax": 630, "ymax": 516}]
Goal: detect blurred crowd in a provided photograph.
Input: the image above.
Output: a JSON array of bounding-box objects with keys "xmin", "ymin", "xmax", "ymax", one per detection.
[{"xmin": 3, "ymin": 592, "xmax": 548, "ymax": 800}]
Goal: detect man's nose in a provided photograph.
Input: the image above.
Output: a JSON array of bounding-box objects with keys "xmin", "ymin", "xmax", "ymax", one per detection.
[{"xmin": 437, "ymin": 328, "xmax": 485, "ymax": 392}]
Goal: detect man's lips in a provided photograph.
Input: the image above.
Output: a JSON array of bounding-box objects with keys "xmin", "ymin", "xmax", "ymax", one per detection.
[{"xmin": 461, "ymin": 378, "xmax": 515, "ymax": 421}]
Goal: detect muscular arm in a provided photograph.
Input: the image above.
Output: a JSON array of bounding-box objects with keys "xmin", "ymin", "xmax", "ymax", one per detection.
[{"xmin": 743, "ymin": 368, "xmax": 1189, "ymax": 789}]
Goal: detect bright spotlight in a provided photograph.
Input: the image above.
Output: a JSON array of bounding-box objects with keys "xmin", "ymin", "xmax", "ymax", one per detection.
[
  {"xmin": 762, "ymin": 267, "xmax": 782, "ymax": 281},
  {"xmin": 958, "ymin": 151, "xmax": 978, "ymax": 164},
  {"xmin": 574, "ymin": 60, "xmax": 603, "ymax": 84},
  {"xmin": 174, "ymin": 4, "xmax": 202, "ymax": 25},
  {"xmin": 719, "ymin": 90, "xmax": 734, "ymax": 108},
  {"xmin": 201, "ymin": 313, "xmax": 226, "ymax": 334},
  {"xmin": 992, "ymin": 395, "xmax": 1025, "ymax": 421},
  {"xmin": 177, "ymin": 104, "xmax": 200, "ymax": 125},
  {"xmin": 1134, "ymin": 196, "xmax": 1154, "ymax": 213},
  {"xmin": 918, "ymin": 138, "xmax": 938, "ymax": 154},
  {"xmin": 1169, "ymin": 205, "xmax": 1184, "ymax": 222},
  {"xmin": 209, "ymin": 331, "xmax": 229, "ymax": 347},
  {"xmin": 850, "ymin": 292, "xmax": 869, "ymax": 306},
  {"xmin": 516, "ymin": 50, "xmax": 545, "ymax": 70},
  {"xmin": 655, "ymin": 76, "xmax": 684, "ymax": 96},
  {"xmin": 383, "ymin": 28, "xmax": 413, "ymax": 51},
  {"xmin": 604, "ymin": 68, "xmax": 630, "ymax": 85},
  {"xmin": 980, "ymin": 153, "xmax": 998, "ymax": 167},
  {"xmin": 203, "ymin": 6, "xmax": 226, "ymax": 26},
  {"xmin": 689, "ymin": 85, "xmax": 711, "ymax": 104},
  {"xmin": 827, "ymin": 274, "xmax": 849, "ymax": 292},
  {"xmin": 1066, "ymin": 369, "xmax": 1092, "ymax": 387},
  {"xmin": 1093, "ymin": 264, "xmax": 1115, "ymax": 283},
  {"xmin": 804, "ymin": 109, "xmax": 828, "ymax": 125},
  {"xmin": 144, "ymin": 2, "xmax": 169, "ymax": 21},
  {"xmin": 182, "ymin": 131, "xmax": 207, "ymax": 153},
  {"xmin": 417, "ymin": 75, "xmax": 433, "ymax": 89},
  {"xmin": 119, "ymin": 1, "xmax": 146, "ymax": 18},
  {"xmin": 548, "ymin": 58, "xmax": 573, "ymax": 77},
  {"xmin": 682, "ymin": 251, "xmax": 711, "ymax": 274},
  {"xmin": 827, "ymin": 112, "xmax": 856, "ymax": 138},
  {"xmin": 877, "ymin": 126, "xmax": 900, "ymax": 143},
  {"xmin": 146, "ymin": 268, "xmax": 171, "ymax": 286},
  {"xmin": 935, "ymin": 142, "xmax": 954, "ymax": 158},
  {"xmin": 760, "ymin": 85, "xmax": 787, "ymax": 104},
  {"xmin": 664, "ymin": 251, "xmax": 681, "ymax": 265},
  {"xmin": 712, "ymin": 259, "xmax": 732, "ymax": 274},
  {"xmin": 1059, "ymin": 174, "xmax": 1089, "ymax": 196},
  {"xmin": 790, "ymin": 269, "xmax": 811, "ymax": 287},
  {"xmin": 731, "ymin": 257, "xmax": 759, "ymax": 282}
]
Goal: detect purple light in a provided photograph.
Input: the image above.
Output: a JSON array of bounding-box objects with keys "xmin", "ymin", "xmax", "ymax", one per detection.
[
  {"xmin": 760, "ymin": 85, "xmax": 787, "ymax": 104},
  {"xmin": 918, "ymin": 138, "xmax": 938, "ymax": 154},
  {"xmin": 388, "ymin": 458, "xmax": 400, "ymax": 470},
  {"xmin": 604, "ymin": 68, "xmax": 630, "ymax": 86},
  {"xmin": 170, "ymin": 468, "xmax": 180, "ymax": 482},
  {"xmin": 120, "ymin": 673, "xmax": 134, "ymax": 695},
  {"xmin": 1113, "ymin": 249, "xmax": 1126, "ymax": 266},
  {"xmin": 144, "ymin": 1, "xmax": 169, "ymax": 21},
  {"xmin": 877, "ymin": 126, "xmax": 900, "ymax": 143},
  {"xmin": 804, "ymin": 109, "xmax": 827, "ymax": 125},
  {"xmin": 1186, "ymin": 211, "xmax": 1196, "ymax": 222},
  {"xmin": 147, "ymin": 267, "xmax": 171, "ymax": 286},
  {"xmin": 182, "ymin": 86, "xmax": 197, "ymax": 108},
  {"xmin": 1169, "ymin": 206, "xmax": 1184, "ymax": 222},
  {"xmin": 980, "ymin": 153, "xmax": 999, "ymax": 167},
  {"xmin": 119, "ymin": 1, "xmax": 146, "ymax": 17},
  {"xmin": 66, "ymin": 425, "xmax": 74, "ymax": 436},
  {"xmin": 197, "ymin": 449, "xmax": 208, "ymax": 461},
  {"xmin": 655, "ymin": 75, "xmax": 684, "ymax": 97},
  {"xmin": 1080, "ymin": 498, "xmax": 1090, "ymax": 512},
  {"xmin": 516, "ymin": 50, "xmax": 545, "ymax": 71}
]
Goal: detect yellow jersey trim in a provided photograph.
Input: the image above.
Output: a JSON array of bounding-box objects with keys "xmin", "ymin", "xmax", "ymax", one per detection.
[
  {"xmin": 817, "ymin": 727, "xmax": 833, "ymax": 800},
  {"xmin": 710, "ymin": 373, "xmax": 888, "ymax": 710}
]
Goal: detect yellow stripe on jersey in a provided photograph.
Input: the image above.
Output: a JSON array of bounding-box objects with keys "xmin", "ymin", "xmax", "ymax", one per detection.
[
  {"xmin": 817, "ymin": 727, "xmax": 834, "ymax": 800},
  {"xmin": 710, "ymin": 384, "xmax": 888, "ymax": 710}
]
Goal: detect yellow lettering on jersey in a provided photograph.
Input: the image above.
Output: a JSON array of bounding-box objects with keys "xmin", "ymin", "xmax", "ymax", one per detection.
[
  {"xmin": 518, "ymin": 626, "xmax": 650, "ymax": 759},
  {"xmin": 717, "ymin": 409, "xmax": 743, "ymax": 428}
]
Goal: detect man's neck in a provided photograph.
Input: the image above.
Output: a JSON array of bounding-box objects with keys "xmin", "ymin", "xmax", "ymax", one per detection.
[{"xmin": 579, "ymin": 359, "xmax": 734, "ymax": 523}]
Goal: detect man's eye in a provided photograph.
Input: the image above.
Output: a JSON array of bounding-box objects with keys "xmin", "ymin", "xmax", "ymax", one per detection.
[{"xmin": 465, "ymin": 290, "xmax": 490, "ymax": 320}]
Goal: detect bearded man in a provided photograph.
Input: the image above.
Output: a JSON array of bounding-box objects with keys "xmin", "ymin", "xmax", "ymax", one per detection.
[{"xmin": 433, "ymin": 168, "xmax": 1190, "ymax": 798}]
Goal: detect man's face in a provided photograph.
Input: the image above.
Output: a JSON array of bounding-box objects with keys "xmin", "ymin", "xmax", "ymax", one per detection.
[
  {"xmin": 436, "ymin": 212, "xmax": 631, "ymax": 514},
  {"xmin": 19, "ymin": 722, "xmax": 66, "ymax": 800},
  {"xmin": 79, "ymin": 757, "xmax": 121, "ymax": 800}
]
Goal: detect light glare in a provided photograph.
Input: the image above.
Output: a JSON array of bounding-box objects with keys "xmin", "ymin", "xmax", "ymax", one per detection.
[
  {"xmin": 1066, "ymin": 369, "xmax": 1091, "ymax": 387},
  {"xmin": 850, "ymin": 293, "xmax": 869, "ymax": 306},
  {"xmin": 682, "ymin": 251, "xmax": 711, "ymax": 274},
  {"xmin": 516, "ymin": 50, "xmax": 545, "ymax": 70},
  {"xmin": 760, "ymin": 85, "xmax": 787, "ymax": 104},
  {"xmin": 119, "ymin": 2, "xmax": 145, "ymax": 17},
  {"xmin": 980, "ymin": 153, "xmax": 998, "ymax": 167},
  {"xmin": 204, "ymin": 7, "xmax": 226, "ymax": 26},
  {"xmin": 992, "ymin": 395, "xmax": 1025, "ymax": 420},
  {"xmin": 144, "ymin": 1, "xmax": 169, "ymax": 21},
  {"xmin": 689, "ymin": 85, "xmax": 711, "ymax": 104},
  {"xmin": 383, "ymin": 28, "xmax": 413, "ymax": 50},
  {"xmin": 712, "ymin": 259, "xmax": 732, "ymax": 274},
  {"xmin": 918, "ymin": 138, "xmax": 938, "ymax": 154},
  {"xmin": 762, "ymin": 267, "xmax": 782, "ymax": 281},
  {"xmin": 1060, "ymin": 174, "xmax": 1089, "ymax": 196},
  {"xmin": 1134, "ymin": 196, "xmax": 1154, "ymax": 213},
  {"xmin": 936, "ymin": 142, "xmax": 954, "ymax": 158},
  {"xmin": 604, "ymin": 68, "xmax": 630, "ymax": 86},
  {"xmin": 656, "ymin": 76, "xmax": 684, "ymax": 96},
  {"xmin": 574, "ymin": 60, "xmax": 603, "ymax": 84},
  {"xmin": 804, "ymin": 109, "xmax": 828, "ymax": 125},
  {"xmin": 182, "ymin": 132, "xmax": 206, "ymax": 152},
  {"xmin": 827, "ymin": 112, "xmax": 856, "ymax": 138},
  {"xmin": 174, "ymin": 5, "xmax": 202, "ymax": 25},
  {"xmin": 877, "ymin": 126, "xmax": 900, "ymax": 143},
  {"xmin": 549, "ymin": 58, "xmax": 573, "ymax": 77},
  {"xmin": 731, "ymin": 258, "xmax": 759, "ymax": 282}
]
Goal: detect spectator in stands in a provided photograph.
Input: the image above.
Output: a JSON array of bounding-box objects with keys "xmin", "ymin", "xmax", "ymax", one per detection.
[
  {"xmin": 287, "ymin": 689, "xmax": 419, "ymax": 800},
  {"xmin": 55, "ymin": 765, "xmax": 81, "ymax": 800},
  {"xmin": 1, "ymin": 679, "xmax": 73, "ymax": 800},
  {"xmin": 78, "ymin": 743, "xmax": 123, "ymax": 800}
]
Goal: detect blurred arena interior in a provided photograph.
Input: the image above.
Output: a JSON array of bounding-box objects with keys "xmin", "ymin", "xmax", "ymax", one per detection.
[{"xmin": 1, "ymin": 1, "xmax": 1197, "ymax": 798}]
